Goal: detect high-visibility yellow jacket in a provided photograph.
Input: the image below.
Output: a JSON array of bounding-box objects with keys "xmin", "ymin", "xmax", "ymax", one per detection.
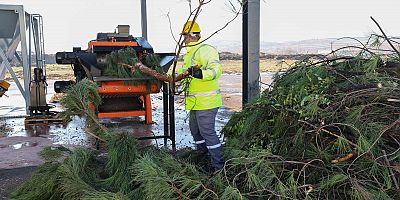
[{"xmin": 177, "ymin": 40, "xmax": 222, "ymax": 110}]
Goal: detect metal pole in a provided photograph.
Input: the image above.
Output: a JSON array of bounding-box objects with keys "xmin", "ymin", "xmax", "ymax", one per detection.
[
  {"xmin": 248, "ymin": 0, "xmax": 260, "ymax": 101},
  {"xmin": 242, "ymin": 0, "xmax": 260, "ymax": 106},
  {"xmin": 242, "ymin": 0, "xmax": 248, "ymax": 105},
  {"xmin": 140, "ymin": 0, "xmax": 148, "ymax": 39},
  {"xmin": 162, "ymin": 82, "xmax": 169, "ymax": 147},
  {"xmin": 168, "ymin": 86, "xmax": 176, "ymax": 151},
  {"xmin": 28, "ymin": 15, "xmax": 32, "ymax": 70},
  {"xmin": 17, "ymin": 6, "xmax": 31, "ymax": 114}
]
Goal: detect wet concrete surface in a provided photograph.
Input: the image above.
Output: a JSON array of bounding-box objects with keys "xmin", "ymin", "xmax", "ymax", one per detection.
[
  {"xmin": 0, "ymin": 136, "xmax": 52, "ymax": 169},
  {"xmin": 0, "ymin": 73, "xmax": 274, "ymax": 198}
]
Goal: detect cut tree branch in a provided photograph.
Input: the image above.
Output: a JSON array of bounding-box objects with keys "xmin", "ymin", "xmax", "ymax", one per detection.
[
  {"xmin": 119, "ymin": 63, "xmax": 187, "ymax": 83},
  {"xmin": 370, "ymin": 16, "xmax": 400, "ymax": 58}
]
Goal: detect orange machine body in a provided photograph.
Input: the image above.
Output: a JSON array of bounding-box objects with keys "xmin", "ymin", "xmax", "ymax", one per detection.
[
  {"xmin": 89, "ymin": 39, "xmax": 157, "ymax": 125},
  {"xmin": 88, "ymin": 40, "xmax": 139, "ymax": 49},
  {"xmin": 56, "ymin": 26, "xmax": 161, "ymax": 125},
  {"xmin": 96, "ymin": 81, "xmax": 161, "ymax": 124},
  {"xmin": 89, "ymin": 40, "xmax": 160, "ymax": 124}
]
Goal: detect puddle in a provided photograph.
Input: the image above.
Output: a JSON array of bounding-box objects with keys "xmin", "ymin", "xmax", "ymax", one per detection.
[
  {"xmin": 9, "ymin": 141, "xmax": 38, "ymax": 150},
  {"xmin": 10, "ymin": 143, "xmax": 22, "ymax": 150}
]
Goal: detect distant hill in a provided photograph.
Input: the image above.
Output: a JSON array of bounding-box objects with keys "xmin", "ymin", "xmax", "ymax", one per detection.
[{"xmin": 212, "ymin": 37, "xmax": 392, "ymax": 55}]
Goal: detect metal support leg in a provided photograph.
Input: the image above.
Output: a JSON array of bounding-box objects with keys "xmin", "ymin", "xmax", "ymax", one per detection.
[
  {"xmin": 169, "ymin": 85, "xmax": 176, "ymax": 151},
  {"xmin": 162, "ymin": 82, "xmax": 169, "ymax": 147},
  {"xmin": 18, "ymin": 7, "xmax": 31, "ymax": 114},
  {"xmin": 0, "ymin": 51, "xmax": 25, "ymax": 98},
  {"xmin": 144, "ymin": 94, "xmax": 152, "ymax": 124}
]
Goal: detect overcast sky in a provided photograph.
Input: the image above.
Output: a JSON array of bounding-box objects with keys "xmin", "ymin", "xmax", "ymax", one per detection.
[{"xmin": 0, "ymin": 0, "xmax": 399, "ymax": 53}]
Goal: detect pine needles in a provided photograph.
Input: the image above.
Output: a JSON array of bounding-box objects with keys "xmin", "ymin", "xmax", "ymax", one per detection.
[
  {"xmin": 60, "ymin": 79, "xmax": 110, "ymax": 141},
  {"xmin": 103, "ymin": 48, "xmax": 164, "ymax": 90},
  {"xmin": 9, "ymin": 162, "xmax": 61, "ymax": 200},
  {"xmin": 99, "ymin": 133, "xmax": 139, "ymax": 194},
  {"xmin": 222, "ymin": 48, "xmax": 400, "ymax": 198},
  {"xmin": 103, "ymin": 48, "xmax": 163, "ymax": 78}
]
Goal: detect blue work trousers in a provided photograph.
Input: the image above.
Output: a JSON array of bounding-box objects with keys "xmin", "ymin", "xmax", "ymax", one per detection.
[{"xmin": 189, "ymin": 108, "xmax": 224, "ymax": 170}]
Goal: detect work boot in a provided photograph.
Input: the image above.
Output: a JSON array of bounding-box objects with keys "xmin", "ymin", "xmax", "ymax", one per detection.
[
  {"xmin": 208, "ymin": 147, "xmax": 224, "ymax": 170},
  {"xmin": 194, "ymin": 149, "xmax": 207, "ymax": 156},
  {"xmin": 195, "ymin": 143, "xmax": 207, "ymax": 153}
]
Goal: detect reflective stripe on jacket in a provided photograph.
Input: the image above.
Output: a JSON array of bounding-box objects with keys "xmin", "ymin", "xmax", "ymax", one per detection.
[{"xmin": 178, "ymin": 40, "xmax": 222, "ymax": 110}]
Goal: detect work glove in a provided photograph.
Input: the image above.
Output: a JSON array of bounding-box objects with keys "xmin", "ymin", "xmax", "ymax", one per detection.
[{"xmin": 187, "ymin": 67, "xmax": 203, "ymax": 79}]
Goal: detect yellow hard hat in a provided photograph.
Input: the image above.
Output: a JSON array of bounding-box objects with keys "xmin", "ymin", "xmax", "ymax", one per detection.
[{"xmin": 181, "ymin": 21, "xmax": 201, "ymax": 34}]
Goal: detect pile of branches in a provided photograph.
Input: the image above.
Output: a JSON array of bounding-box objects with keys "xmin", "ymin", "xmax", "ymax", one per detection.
[
  {"xmin": 11, "ymin": 41, "xmax": 400, "ymax": 199},
  {"xmin": 223, "ymin": 48, "xmax": 400, "ymax": 198}
]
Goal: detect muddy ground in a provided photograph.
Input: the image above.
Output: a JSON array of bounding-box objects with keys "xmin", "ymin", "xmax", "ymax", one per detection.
[{"xmin": 0, "ymin": 73, "xmax": 274, "ymax": 198}]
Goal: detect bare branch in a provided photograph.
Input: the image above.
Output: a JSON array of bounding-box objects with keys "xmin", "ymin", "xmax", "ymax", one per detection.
[
  {"xmin": 188, "ymin": 1, "xmax": 243, "ymax": 48},
  {"xmin": 166, "ymin": 12, "xmax": 178, "ymax": 44},
  {"xmin": 370, "ymin": 16, "xmax": 400, "ymax": 58}
]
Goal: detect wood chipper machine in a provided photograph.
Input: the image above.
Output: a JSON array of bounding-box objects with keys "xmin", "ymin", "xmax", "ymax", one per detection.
[{"xmin": 55, "ymin": 25, "xmax": 175, "ymax": 125}]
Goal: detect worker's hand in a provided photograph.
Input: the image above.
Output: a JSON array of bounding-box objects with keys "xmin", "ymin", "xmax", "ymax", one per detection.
[{"xmin": 187, "ymin": 67, "xmax": 203, "ymax": 79}]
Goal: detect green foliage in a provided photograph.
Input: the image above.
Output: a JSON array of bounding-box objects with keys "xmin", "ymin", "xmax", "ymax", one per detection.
[
  {"xmin": 9, "ymin": 162, "xmax": 61, "ymax": 200},
  {"xmin": 12, "ymin": 139, "xmax": 132, "ymax": 200},
  {"xmin": 222, "ymin": 53, "xmax": 400, "ymax": 199},
  {"xmin": 132, "ymin": 149, "xmax": 218, "ymax": 200},
  {"xmin": 56, "ymin": 148, "xmax": 101, "ymax": 199},
  {"xmin": 271, "ymin": 64, "xmax": 334, "ymax": 119},
  {"xmin": 39, "ymin": 146, "xmax": 71, "ymax": 162},
  {"xmin": 82, "ymin": 191, "xmax": 130, "ymax": 200},
  {"xmin": 103, "ymin": 48, "xmax": 163, "ymax": 90},
  {"xmin": 103, "ymin": 48, "xmax": 163, "ymax": 78},
  {"xmin": 220, "ymin": 186, "xmax": 242, "ymax": 200},
  {"xmin": 99, "ymin": 133, "xmax": 139, "ymax": 194},
  {"xmin": 60, "ymin": 79, "xmax": 111, "ymax": 140},
  {"xmin": 319, "ymin": 173, "xmax": 348, "ymax": 190},
  {"xmin": 103, "ymin": 48, "xmax": 139, "ymax": 78},
  {"xmin": 144, "ymin": 53, "xmax": 163, "ymax": 74},
  {"xmin": 332, "ymin": 137, "xmax": 352, "ymax": 155},
  {"xmin": 60, "ymin": 78, "xmax": 101, "ymax": 118}
]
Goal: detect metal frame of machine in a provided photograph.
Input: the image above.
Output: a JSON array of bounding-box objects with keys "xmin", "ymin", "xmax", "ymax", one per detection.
[{"xmin": 0, "ymin": 4, "xmax": 49, "ymax": 115}]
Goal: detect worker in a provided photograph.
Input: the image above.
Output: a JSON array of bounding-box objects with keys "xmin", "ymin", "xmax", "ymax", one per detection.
[{"xmin": 177, "ymin": 21, "xmax": 224, "ymax": 171}]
